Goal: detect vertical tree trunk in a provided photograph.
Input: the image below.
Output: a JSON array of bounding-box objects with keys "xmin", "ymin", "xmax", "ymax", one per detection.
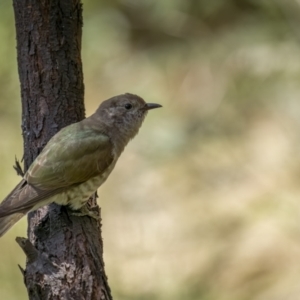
[{"xmin": 12, "ymin": 1, "xmax": 113, "ymax": 299}]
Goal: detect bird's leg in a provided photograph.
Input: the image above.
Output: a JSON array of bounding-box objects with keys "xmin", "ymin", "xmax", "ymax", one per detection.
[{"xmin": 70, "ymin": 205, "xmax": 100, "ymax": 220}]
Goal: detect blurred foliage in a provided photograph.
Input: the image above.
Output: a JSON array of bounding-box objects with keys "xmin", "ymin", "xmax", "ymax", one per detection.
[{"xmin": 1, "ymin": 0, "xmax": 300, "ymax": 299}]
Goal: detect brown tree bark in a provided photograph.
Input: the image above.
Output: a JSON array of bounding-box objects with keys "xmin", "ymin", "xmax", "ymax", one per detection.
[{"xmin": 12, "ymin": 1, "xmax": 113, "ymax": 299}]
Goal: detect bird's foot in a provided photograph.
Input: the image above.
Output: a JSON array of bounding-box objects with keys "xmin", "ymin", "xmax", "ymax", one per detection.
[{"xmin": 70, "ymin": 205, "xmax": 100, "ymax": 220}]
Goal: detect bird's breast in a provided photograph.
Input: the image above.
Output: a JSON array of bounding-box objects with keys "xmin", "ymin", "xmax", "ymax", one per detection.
[{"xmin": 53, "ymin": 161, "xmax": 117, "ymax": 210}]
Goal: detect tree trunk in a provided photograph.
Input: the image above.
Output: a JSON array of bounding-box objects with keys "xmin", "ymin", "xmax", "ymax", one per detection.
[{"xmin": 12, "ymin": 1, "xmax": 112, "ymax": 299}]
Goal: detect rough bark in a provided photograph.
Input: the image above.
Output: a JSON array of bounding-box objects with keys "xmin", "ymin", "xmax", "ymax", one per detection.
[{"xmin": 12, "ymin": 1, "xmax": 113, "ymax": 299}]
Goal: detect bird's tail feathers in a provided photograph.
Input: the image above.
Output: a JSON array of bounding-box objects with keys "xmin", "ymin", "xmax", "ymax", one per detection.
[
  {"xmin": 0, "ymin": 179, "xmax": 40, "ymax": 218},
  {"xmin": 0, "ymin": 212, "xmax": 26, "ymax": 237},
  {"xmin": 0, "ymin": 179, "xmax": 31, "ymax": 236}
]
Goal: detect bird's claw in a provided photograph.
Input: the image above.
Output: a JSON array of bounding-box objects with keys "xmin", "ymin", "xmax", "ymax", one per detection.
[{"xmin": 71, "ymin": 205, "xmax": 100, "ymax": 220}]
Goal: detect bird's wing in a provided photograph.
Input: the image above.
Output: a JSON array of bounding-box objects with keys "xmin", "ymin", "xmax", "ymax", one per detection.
[
  {"xmin": 0, "ymin": 122, "xmax": 114, "ymax": 217},
  {"xmin": 25, "ymin": 122, "xmax": 114, "ymax": 190}
]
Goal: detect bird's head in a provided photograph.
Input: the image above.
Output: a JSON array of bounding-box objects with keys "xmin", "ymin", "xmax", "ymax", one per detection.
[{"xmin": 96, "ymin": 93, "xmax": 162, "ymax": 139}]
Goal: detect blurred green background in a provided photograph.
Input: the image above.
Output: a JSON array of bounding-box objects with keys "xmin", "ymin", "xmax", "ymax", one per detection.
[{"xmin": 1, "ymin": 0, "xmax": 300, "ymax": 299}]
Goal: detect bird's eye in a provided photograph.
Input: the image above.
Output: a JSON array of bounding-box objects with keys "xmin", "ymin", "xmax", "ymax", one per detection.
[{"xmin": 124, "ymin": 103, "xmax": 132, "ymax": 110}]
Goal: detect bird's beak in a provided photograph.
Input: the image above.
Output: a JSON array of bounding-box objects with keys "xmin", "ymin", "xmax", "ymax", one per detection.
[{"xmin": 145, "ymin": 103, "xmax": 162, "ymax": 110}]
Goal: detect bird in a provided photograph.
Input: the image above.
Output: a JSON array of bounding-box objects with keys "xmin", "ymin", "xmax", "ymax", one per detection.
[{"xmin": 0, "ymin": 93, "xmax": 162, "ymax": 236}]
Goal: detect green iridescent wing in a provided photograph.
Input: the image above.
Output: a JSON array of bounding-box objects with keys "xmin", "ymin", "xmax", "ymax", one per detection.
[
  {"xmin": 0, "ymin": 121, "xmax": 114, "ymax": 217},
  {"xmin": 25, "ymin": 122, "xmax": 114, "ymax": 190}
]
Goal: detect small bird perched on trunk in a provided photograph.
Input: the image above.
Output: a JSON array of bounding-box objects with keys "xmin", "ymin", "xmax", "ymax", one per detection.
[{"xmin": 0, "ymin": 93, "xmax": 162, "ymax": 237}]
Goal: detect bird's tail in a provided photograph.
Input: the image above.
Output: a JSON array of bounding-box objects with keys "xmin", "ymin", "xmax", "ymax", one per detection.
[
  {"xmin": 0, "ymin": 179, "xmax": 31, "ymax": 237},
  {"xmin": 0, "ymin": 213, "xmax": 26, "ymax": 237}
]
